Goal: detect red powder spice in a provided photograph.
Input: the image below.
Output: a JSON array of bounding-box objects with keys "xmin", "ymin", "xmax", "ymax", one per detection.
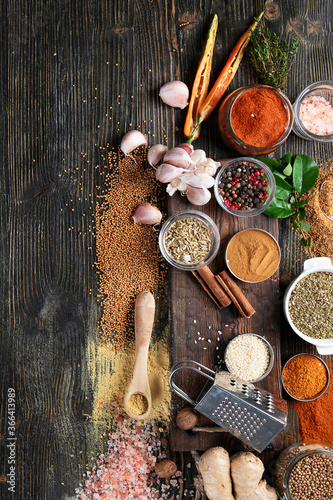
[
  {"xmin": 295, "ymin": 368, "xmax": 333, "ymax": 445},
  {"xmin": 76, "ymin": 410, "xmax": 180, "ymax": 499},
  {"xmin": 230, "ymin": 88, "xmax": 289, "ymax": 147}
]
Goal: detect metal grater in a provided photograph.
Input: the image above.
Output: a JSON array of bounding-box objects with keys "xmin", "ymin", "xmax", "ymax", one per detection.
[{"xmin": 169, "ymin": 360, "xmax": 288, "ymax": 453}]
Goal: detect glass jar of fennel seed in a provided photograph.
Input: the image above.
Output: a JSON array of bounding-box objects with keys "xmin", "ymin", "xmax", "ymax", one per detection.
[{"xmin": 159, "ymin": 210, "xmax": 220, "ymax": 271}]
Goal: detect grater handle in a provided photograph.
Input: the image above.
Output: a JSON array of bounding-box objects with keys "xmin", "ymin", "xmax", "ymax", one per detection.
[{"xmin": 169, "ymin": 360, "xmax": 215, "ymax": 406}]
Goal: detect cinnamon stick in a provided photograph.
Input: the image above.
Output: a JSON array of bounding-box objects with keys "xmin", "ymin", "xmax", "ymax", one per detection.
[
  {"xmin": 192, "ymin": 266, "xmax": 231, "ymax": 309},
  {"xmin": 216, "ymin": 270, "xmax": 256, "ymax": 318}
]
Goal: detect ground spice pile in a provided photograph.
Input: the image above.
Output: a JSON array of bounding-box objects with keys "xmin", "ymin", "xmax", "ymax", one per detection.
[
  {"xmin": 95, "ymin": 147, "xmax": 165, "ymax": 347},
  {"xmin": 295, "ymin": 368, "xmax": 333, "ymax": 445},
  {"xmin": 76, "ymin": 411, "xmax": 182, "ymax": 500},
  {"xmin": 283, "ymin": 354, "xmax": 328, "ymax": 400},
  {"xmin": 303, "ymin": 162, "xmax": 333, "ymax": 263}
]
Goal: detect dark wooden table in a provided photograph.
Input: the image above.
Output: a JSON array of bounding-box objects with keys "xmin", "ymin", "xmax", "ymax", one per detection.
[{"xmin": 1, "ymin": 1, "xmax": 332, "ymax": 499}]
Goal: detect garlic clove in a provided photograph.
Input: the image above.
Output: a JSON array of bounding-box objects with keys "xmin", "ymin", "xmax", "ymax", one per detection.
[
  {"xmin": 156, "ymin": 163, "xmax": 187, "ymax": 183},
  {"xmin": 120, "ymin": 130, "xmax": 147, "ymax": 156},
  {"xmin": 147, "ymin": 144, "xmax": 168, "ymax": 167},
  {"xmin": 132, "ymin": 203, "xmax": 162, "ymax": 225},
  {"xmin": 166, "ymin": 178, "xmax": 187, "ymax": 196},
  {"xmin": 190, "ymin": 149, "xmax": 207, "ymax": 164},
  {"xmin": 180, "ymin": 171, "xmax": 215, "ymax": 189},
  {"xmin": 177, "ymin": 143, "xmax": 194, "ymax": 156},
  {"xmin": 159, "ymin": 81, "xmax": 189, "ymax": 109},
  {"xmin": 163, "ymin": 147, "xmax": 194, "ymax": 168},
  {"xmin": 196, "ymin": 158, "xmax": 219, "ymax": 177},
  {"xmin": 186, "ymin": 185, "xmax": 211, "ymax": 206}
]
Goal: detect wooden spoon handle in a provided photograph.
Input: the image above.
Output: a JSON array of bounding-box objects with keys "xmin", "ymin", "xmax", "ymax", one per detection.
[{"xmin": 135, "ymin": 291, "xmax": 155, "ymax": 348}]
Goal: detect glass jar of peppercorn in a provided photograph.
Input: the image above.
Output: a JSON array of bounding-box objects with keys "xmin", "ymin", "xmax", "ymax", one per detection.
[{"xmin": 214, "ymin": 158, "xmax": 276, "ymax": 217}]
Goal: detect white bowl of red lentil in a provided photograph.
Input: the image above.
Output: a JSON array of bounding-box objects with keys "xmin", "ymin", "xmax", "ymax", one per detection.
[{"xmin": 284, "ymin": 257, "xmax": 333, "ymax": 354}]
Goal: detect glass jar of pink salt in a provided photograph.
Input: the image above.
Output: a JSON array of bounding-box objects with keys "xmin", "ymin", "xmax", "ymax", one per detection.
[{"xmin": 293, "ymin": 81, "xmax": 333, "ymax": 141}]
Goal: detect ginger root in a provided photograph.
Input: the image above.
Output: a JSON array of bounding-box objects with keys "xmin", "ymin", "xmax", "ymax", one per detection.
[
  {"xmin": 198, "ymin": 447, "xmax": 235, "ymax": 500},
  {"xmin": 230, "ymin": 452, "xmax": 277, "ymax": 500}
]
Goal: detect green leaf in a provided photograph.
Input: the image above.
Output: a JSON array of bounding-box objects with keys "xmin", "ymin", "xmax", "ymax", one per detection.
[
  {"xmin": 292, "ymin": 155, "xmax": 303, "ymax": 195},
  {"xmin": 281, "ymin": 152, "xmax": 291, "ymax": 164},
  {"xmin": 264, "ymin": 198, "xmax": 294, "ymax": 218},
  {"xmin": 298, "ymin": 155, "xmax": 319, "ymax": 194},
  {"xmin": 299, "ymin": 208, "xmax": 306, "ymax": 221},
  {"xmin": 300, "ymin": 236, "xmax": 311, "ymax": 247},
  {"xmin": 292, "ymin": 200, "xmax": 307, "ymax": 208},
  {"xmin": 292, "ymin": 155, "xmax": 319, "ymax": 195},
  {"xmin": 283, "ymin": 163, "xmax": 293, "ymax": 176},
  {"xmin": 273, "ymin": 174, "xmax": 293, "ymax": 199},
  {"xmin": 258, "ymin": 157, "xmax": 285, "ymax": 173},
  {"xmin": 298, "ymin": 220, "xmax": 310, "ymax": 231}
]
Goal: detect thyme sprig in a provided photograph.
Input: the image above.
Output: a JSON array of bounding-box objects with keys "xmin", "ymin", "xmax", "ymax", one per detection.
[{"xmin": 247, "ymin": 22, "xmax": 299, "ymax": 92}]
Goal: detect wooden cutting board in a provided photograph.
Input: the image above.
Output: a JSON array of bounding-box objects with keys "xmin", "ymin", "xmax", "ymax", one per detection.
[{"xmin": 168, "ymin": 190, "xmax": 283, "ymax": 452}]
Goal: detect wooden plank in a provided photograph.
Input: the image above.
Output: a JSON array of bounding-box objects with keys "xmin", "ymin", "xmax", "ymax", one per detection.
[{"xmin": 169, "ymin": 192, "xmax": 284, "ymax": 451}]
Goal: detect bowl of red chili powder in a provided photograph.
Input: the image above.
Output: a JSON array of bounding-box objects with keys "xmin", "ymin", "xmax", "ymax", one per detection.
[
  {"xmin": 218, "ymin": 84, "xmax": 294, "ymax": 155},
  {"xmin": 282, "ymin": 353, "xmax": 330, "ymax": 402}
]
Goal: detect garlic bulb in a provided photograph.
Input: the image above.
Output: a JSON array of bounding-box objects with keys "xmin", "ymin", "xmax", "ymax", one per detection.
[
  {"xmin": 132, "ymin": 203, "xmax": 162, "ymax": 225},
  {"xmin": 120, "ymin": 130, "xmax": 147, "ymax": 156},
  {"xmin": 147, "ymin": 144, "xmax": 168, "ymax": 167},
  {"xmin": 159, "ymin": 81, "xmax": 189, "ymax": 109},
  {"xmin": 153, "ymin": 144, "xmax": 219, "ymax": 206}
]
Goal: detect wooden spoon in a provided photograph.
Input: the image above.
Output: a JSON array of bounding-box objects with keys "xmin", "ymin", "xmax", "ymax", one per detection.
[{"xmin": 123, "ymin": 291, "xmax": 155, "ymax": 419}]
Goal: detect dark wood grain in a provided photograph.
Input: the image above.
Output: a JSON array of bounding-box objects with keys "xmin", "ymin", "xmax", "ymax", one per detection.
[{"xmin": 1, "ymin": 0, "xmax": 332, "ymax": 499}]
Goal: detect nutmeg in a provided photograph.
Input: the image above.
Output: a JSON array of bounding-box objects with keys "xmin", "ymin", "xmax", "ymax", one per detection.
[
  {"xmin": 176, "ymin": 407, "xmax": 199, "ymax": 430},
  {"xmin": 155, "ymin": 459, "xmax": 178, "ymax": 478}
]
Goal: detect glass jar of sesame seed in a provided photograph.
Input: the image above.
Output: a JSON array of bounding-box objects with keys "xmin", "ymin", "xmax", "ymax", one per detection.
[{"xmin": 274, "ymin": 442, "xmax": 333, "ymax": 499}]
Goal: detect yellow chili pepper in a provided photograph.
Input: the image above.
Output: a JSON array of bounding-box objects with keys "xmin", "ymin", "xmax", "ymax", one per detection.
[
  {"xmin": 184, "ymin": 14, "xmax": 218, "ymax": 142},
  {"xmin": 198, "ymin": 12, "xmax": 264, "ymax": 122}
]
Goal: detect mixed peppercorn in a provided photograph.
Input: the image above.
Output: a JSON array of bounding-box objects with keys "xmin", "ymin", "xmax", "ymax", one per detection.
[{"xmin": 217, "ymin": 160, "xmax": 269, "ymax": 211}]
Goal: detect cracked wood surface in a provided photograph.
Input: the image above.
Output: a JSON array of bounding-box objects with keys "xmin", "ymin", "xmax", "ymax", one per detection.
[{"xmin": 0, "ymin": 0, "xmax": 332, "ymax": 498}]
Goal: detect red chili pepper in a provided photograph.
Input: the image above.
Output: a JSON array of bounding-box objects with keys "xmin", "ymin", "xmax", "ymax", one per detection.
[{"xmin": 198, "ymin": 12, "xmax": 264, "ymax": 122}]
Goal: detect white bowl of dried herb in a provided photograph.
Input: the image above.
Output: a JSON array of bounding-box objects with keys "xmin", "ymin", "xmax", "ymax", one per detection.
[
  {"xmin": 159, "ymin": 210, "xmax": 220, "ymax": 271},
  {"xmin": 284, "ymin": 257, "xmax": 333, "ymax": 354}
]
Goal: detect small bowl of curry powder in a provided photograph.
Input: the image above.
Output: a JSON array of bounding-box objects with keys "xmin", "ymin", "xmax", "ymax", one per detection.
[
  {"xmin": 225, "ymin": 228, "xmax": 281, "ymax": 283},
  {"xmin": 282, "ymin": 353, "xmax": 330, "ymax": 402}
]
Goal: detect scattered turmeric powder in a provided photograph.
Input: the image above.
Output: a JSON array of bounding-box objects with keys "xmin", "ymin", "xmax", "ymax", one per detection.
[{"xmin": 303, "ymin": 162, "xmax": 333, "ymax": 263}]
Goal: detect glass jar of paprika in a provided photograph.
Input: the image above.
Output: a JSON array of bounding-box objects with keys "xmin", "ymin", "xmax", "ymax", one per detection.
[{"xmin": 218, "ymin": 84, "xmax": 294, "ymax": 155}]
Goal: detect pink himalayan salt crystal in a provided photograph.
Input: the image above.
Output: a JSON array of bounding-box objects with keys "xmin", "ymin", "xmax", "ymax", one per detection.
[
  {"xmin": 76, "ymin": 411, "xmax": 178, "ymax": 500},
  {"xmin": 299, "ymin": 95, "xmax": 333, "ymax": 135}
]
